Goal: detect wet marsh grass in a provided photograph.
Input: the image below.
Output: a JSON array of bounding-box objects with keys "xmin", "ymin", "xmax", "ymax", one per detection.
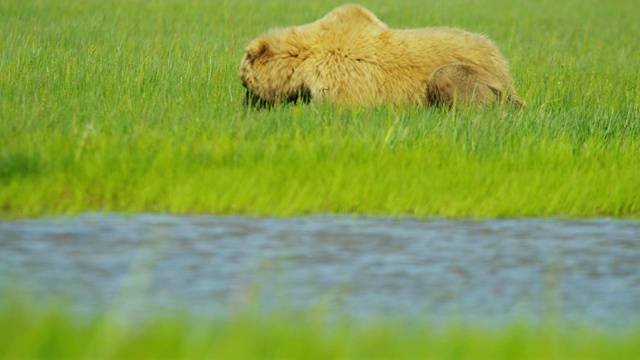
[
  {"xmin": 1, "ymin": 0, "xmax": 640, "ymax": 220},
  {"xmin": 2, "ymin": 1, "xmax": 640, "ymax": 356},
  {"xmin": 1, "ymin": 297, "xmax": 639, "ymax": 360},
  {"xmin": 2, "ymin": 1, "xmax": 639, "ymax": 356}
]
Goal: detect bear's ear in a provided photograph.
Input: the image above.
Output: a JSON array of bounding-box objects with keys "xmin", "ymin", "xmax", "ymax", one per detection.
[{"xmin": 245, "ymin": 39, "xmax": 271, "ymax": 61}]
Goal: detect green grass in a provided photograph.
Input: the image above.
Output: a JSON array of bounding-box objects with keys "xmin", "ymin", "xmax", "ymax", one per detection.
[
  {"xmin": 2, "ymin": 0, "xmax": 640, "ymax": 219},
  {"xmin": 3, "ymin": 2, "xmax": 639, "ymax": 356},
  {"xmin": 1, "ymin": 297, "xmax": 639, "ymax": 360}
]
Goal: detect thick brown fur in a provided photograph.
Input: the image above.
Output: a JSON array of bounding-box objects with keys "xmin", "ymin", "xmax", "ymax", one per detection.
[{"xmin": 240, "ymin": 4, "xmax": 523, "ymax": 108}]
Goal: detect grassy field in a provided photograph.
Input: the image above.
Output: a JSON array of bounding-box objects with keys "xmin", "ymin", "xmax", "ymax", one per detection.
[
  {"xmin": 2, "ymin": 1, "xmax": 640, "ymax": 356},
  {"xmin": 1, "ymin": 0, "xmax": 640, "ymax": 219},
  {"xmin": 1, "ymin": 297, "xmax": 638, "ymax": 360}
]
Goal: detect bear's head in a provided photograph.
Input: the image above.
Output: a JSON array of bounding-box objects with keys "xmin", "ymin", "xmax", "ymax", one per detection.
[
  {"xmin": 239, "ymin": 30, "xmax": 311, "ymax": 107},
  {"xmin": 239, "ymin": 5, "xmax": 387, "ymax": 107}
]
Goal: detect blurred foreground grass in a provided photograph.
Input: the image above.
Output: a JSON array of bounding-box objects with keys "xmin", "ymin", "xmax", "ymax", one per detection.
[{"xmin": 1, "ymin": 298, "xmax": 639, "ymax": 359}]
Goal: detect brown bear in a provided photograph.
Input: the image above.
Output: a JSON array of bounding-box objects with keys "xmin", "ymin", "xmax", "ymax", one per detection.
[{"xmin": 240, "ymin": 4, "xmax": 523, "ymax": 108}]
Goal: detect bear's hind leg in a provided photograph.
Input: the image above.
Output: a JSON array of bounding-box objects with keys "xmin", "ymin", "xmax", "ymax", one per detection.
[{"xmin": 425, "ymin": 63, "xmax": 519, "ymax": 108}]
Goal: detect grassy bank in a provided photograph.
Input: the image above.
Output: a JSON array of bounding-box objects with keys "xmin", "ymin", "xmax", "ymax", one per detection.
[
  {"xmin": 1, "ymin": 0, "xmax": 639, "ymax": 219},
  {"xmin": 1, "ymin": 299, "xmax": 638, "ymax": 359}
]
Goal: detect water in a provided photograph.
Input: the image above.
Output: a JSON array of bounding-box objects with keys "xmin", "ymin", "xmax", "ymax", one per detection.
[{"xmin": 1, "ymin": 213, "xmax": 639, "ymax": 326}]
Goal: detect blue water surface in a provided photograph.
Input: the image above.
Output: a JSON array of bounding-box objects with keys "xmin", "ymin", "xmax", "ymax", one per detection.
[{"xmin": 1, "ymin": 214, "xmax": 639, "ymax": 326}]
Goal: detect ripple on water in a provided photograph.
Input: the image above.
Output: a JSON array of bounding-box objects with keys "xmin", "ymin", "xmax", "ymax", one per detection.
[{"xmin": 0, "ymin": 214, "xmax": 639, "ymax": 326}]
